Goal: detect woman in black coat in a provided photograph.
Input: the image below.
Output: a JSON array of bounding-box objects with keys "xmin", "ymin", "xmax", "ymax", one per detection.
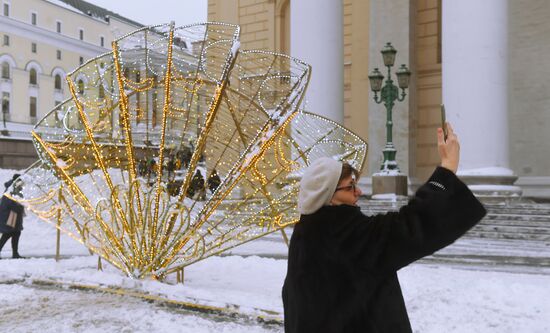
[
  {"xmin": 282, "ymin": 123, "xmax": 487, "ymax": 332},
  {"xmin": 0, "ymin": 174, "xmax": 25, "ymax": 259}
]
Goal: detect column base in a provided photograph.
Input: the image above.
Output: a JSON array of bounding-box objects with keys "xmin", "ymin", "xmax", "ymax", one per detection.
[
  {"xmin": 372, "ymin": 172, "xmax": 408, "ymax": 197},
  {"xmin": 515, "ymin": 176, "xmax": 550, "ymax": 198},
  {"xmin": 459, "ymin": 173, "xmax": 523, "ymax": 201}
]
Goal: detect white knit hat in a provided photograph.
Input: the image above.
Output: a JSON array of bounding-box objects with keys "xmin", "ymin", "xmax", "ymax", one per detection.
[{"xmin": 298, "ymin": 157, "xmax": 342, "ymax": 215}]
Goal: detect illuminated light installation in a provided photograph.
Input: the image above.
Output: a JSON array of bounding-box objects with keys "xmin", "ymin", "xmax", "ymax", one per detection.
[{"xmin": 8, "ymin": 23, "xmax": 367, "ymax": 279}]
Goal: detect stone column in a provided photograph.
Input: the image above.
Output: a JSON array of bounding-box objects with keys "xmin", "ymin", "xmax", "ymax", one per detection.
[
  {"xmin": 291, "ymin": 0, "xmax": 344, "ymax": 124},
  {"xmin": 442, "ymin": 0, "xmax": 521, "ymax": 198}
]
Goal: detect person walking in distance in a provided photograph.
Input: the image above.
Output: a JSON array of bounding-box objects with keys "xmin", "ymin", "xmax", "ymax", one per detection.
[{"xmin": 0, "ymin": 174, "xmax": 26, "ymax": 259}]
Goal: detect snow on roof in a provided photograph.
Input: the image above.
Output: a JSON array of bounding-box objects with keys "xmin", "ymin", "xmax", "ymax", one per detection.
[
  {"xmin": 44, "ymin": 0, "xmax": 144, "ymax": 27},
  {"xmin": 44, "ymin": 0, "xmax": 85, "ymax": 15}
]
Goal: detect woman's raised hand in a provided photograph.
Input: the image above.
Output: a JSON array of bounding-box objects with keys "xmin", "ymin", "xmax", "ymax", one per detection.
[{"xmin": 437, "ymin": 122, "xmax": 460, "ymax": 173}]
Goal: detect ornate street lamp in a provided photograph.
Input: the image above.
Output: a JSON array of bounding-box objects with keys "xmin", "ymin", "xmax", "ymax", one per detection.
[{"xmin": 368, "ymin": 42, "xmax": 411, "ymax": 172}]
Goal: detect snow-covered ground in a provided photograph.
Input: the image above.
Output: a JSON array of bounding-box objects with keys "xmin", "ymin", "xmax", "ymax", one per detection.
[
  {"xmin": 0, "ymin": 284, "xmax": 279, "ymax": 333},
  {"xmin": 1, "ymin": 252, "xmax": 549, "ymax": 332},
  {"xmin": 1, "ymin": 169, "xmax": 550, "ymax": 332}
]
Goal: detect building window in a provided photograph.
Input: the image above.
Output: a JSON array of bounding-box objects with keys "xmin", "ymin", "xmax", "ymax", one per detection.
[
  {"xmin": 2, "ymin": 92, "xmax": 9, "ymax": 118},
  {"xmin": 98, "ymin": 85, "xmax": 105, "ymax": 99},
  {"xmin": 54, "ymin": 74, "xmax": 62, "ymax": 90},
  {"xmin": 31, "ymin": 42, "xmax": 37, "ymax": 53},
  {"xmin": 30, "ymin": 96, "xmax": 37, "ymax": 119},
  {"xmin": 56, "ymin": 21, "xmax": 61, "ymax": 33},
  {"xmin": 79, "ymin": 56, "xmax": 84, "ymax": 65},
  {"xmin": 100, "ymin": 36, "xmax": 105, "ymax": 47},
  {"xmin": 79, "ymin": 29, "xmax": 84, "ymax": 41},
  {"xmin": 3, "ymin": 35, "xmax": 8, "ymax": 46},
  {"xmin": 29, "ymin": 68, "xmax": 37, "ymax": 85},
  {"xmin": 77, "ymin": 80, "xmax": 84, "ymax": 94},
  {"xmin": 1, "ymin": 62, "xmax": 9, "ymax": 79},
  {"xmin": 3, "ymin": 3, "xmax": 9, "ymax": 17},
  {"xmin": 31, "ymin": 12, "xmax": 37, "ymax": 25},
  {"xmin": 56, "ymin": 50, "xmax": 62, "ymax": 60}
]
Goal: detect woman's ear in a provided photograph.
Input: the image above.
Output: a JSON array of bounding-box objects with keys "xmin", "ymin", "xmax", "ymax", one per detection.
[{"xmin": 329, "ymin": 194, "xmax": 337, "ymax": 206}]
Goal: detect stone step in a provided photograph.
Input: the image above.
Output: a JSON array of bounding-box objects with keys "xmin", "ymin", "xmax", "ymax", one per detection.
[
  {"xmin": 362, "ymin": 211, "xmax": 550, "ymax": 222},
  {"xmin": 484, "ymin": 214, "xmax": 550, "ymax": 222},
  {"xmin": 358, "ymin": 213, "xmax": 550, "ymax": 229},
  {"xmin": 361, "ymin": 211, "xmax": 550, "ymax": 226},
  {"xmin": 479, "ymin": 219, "xmax": 550, "ymax": 228},
  {"xmin": 483, "ymin": 202, "xmax": 550, "ymax": 209},
  {"xmin": 470, "ymin": 225, "xmax": 550, "ymax": 236},
  {"xmin": 359, "ymin": 200, "xmax": 550, "ymax": 215},
  {"xmin": 465, "ymin": 231, "xmax": 550, "ymax": 242},
  {"xmin": 487, "ymin": 209, "xmax": 550, "ymax": 216},
  {"xmin": 361, "ymin": 206, "xmax": 550, "ymax": 217},
  {"xmin": 442, "ymin": 238, "xmax": 550, "ymax": 255},
  {"xmin": 421, "ymin": 253, "xmax": 550, "ymax": 269},
  {"xmin": 360, "ymin": 207, "xmax": 550, "ymax": 221},
  {"xmin": 476, "ymin": 219, "xmax": 550, "ymax": 228}
]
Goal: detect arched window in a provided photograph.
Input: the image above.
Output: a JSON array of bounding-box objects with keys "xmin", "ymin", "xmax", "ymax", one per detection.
[
  {"xmin": 77, "ymin": 79, "xmax": 84, "ymax": 94},
  {"xmin": 54, "ymin": 74, "xmax": 62, "ymax": 90},
  {"xmin": 29, "ymin": 68, "xmax": 37, "ymax": 85},
  {"xmin": 1, "ymin": 62, "xmax": 9, "ymax": 79}
]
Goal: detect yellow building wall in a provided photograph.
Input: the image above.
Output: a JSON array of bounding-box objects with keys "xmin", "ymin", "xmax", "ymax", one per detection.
[
  {"xmin": 343, "ymin": 0, "xmax": 352, "ymax": 130},
  {"xmin": 208, "ymin": 0, "xmax": 272, "ymax": 51},
  {"xmin": 415, "ymin": 0, "xmax": 442, "ymax": 180},
  {"xmin": 347, "ymin": 0, "xmax": 370, "ymax": 172}
]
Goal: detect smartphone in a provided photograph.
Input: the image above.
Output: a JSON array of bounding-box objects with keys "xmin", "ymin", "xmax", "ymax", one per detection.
[{"xmin": 440, "ymin": 104, "xmax": 448, "ymax": 142}]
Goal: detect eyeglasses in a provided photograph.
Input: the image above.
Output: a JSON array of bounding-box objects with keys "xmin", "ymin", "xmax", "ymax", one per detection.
[{"xmin": 335, "ymin": 183, "xmax": 357, "ymax": 192}]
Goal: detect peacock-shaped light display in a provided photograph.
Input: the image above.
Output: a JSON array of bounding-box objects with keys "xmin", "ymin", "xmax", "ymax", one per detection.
[{"xmin": 8, "ymin": 22, "xmax": 367, "ymax": 279}]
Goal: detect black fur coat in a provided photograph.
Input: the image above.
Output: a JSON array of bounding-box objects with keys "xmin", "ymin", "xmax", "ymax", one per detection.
[{"xmin": 283, "ymin": 167, "xmax": 486, "ymax": 333}]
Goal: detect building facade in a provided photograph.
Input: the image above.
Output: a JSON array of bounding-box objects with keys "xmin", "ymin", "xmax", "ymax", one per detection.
[
  {"xmin": 208, "ymin": 0, "xmax": 550, "ymax": 198},
  {"xmin": 0, "ymin": 0, "xmax": 141, "ymax": 168}
]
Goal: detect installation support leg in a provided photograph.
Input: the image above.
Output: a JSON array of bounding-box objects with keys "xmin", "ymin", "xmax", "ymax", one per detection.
[
  {"xmin": 55, "ymin": 209, "xmax": 61, "ymax": 262},
  {"xmin": 176, "ymin": 267, "xmax": 185, "ymax": 284}
]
